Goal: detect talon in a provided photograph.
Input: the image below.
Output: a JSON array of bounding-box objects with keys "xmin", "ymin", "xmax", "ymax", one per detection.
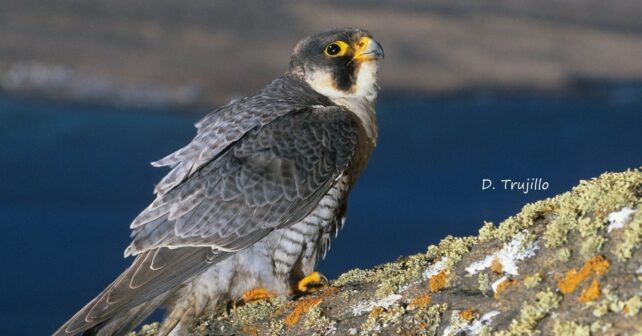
[
  {"xmin": 297, "ymin": 271, "xmax": 328, "ymax": 293},
  {"xmin": 239, "ymin": 288, "xmax": 273, "ymax": 305}
]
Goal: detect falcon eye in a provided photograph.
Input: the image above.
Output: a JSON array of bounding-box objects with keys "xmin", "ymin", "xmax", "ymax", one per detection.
[
  {"xmin": 323, "ymin": 41, "xmax": 348, "ymax": 57},
  {"xmin": 326, "ymin": 44, "xmax": 341, "ymax": 55}
]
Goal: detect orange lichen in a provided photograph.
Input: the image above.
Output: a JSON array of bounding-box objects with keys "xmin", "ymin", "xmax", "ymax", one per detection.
[
  {"xmin": 494, "ymin": 278, "xmax": 518, "ymax": 299},
  {"xmin": 429, "ymin": 269, "xmax": 449, "ymax": 292},
  {"xmin": 369, "ymin": 306, "xmax": 384, "ymax": 319},
  {"xmin": 284, "ymin": 296, "xmax": 323, "ymax": 326},
  {"xmin": 459, "ymin": 308, "xmax": 476, "ymax": 321},
  {"xmin": 242, "ymin": 326, "xmax": 259, "ymax": 336},
  {"xmin": 557, "ymin": 255, "xmax": 610, "ymax": 294},
  {"xmin": 282, "ymin": 287, "xmax": 338, "ymax": 326},
  {"xmin": 623, "ymin": 306, "xmax": 630, "ymax": 314},
  {"xmin": 490, "ymin": 258, "xmax": 504, "ymax": 274},
  {"xmin": 580, "ymin": 278, "xmax": 601, "ymax": 303},
  {"xmin": 408, "ymin": 294, "xmax": 431, "ymax": 310}
]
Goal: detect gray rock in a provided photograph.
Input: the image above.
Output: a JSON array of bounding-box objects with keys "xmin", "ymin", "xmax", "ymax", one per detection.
[{"xmin": 134, "ymin": 169, "xmax": 642, "ymax": 335}]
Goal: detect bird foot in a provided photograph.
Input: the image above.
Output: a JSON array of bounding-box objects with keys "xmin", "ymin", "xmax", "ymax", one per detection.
[
  {"xmin": 297, "ymin": 271, "xmax": 328, "ymax": 293},
  {"xmin": 238, "ymin": 288, "xmax": 274, "ymax": 305}
]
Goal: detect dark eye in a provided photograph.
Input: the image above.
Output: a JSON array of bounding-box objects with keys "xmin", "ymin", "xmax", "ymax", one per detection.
[{"xmin": 326, "ymin": 43, "xmax": 341, "ymax": 56}]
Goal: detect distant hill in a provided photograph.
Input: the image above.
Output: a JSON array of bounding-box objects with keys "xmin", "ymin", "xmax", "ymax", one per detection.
[{"xmin": 1, "ymin": 0, "xmax": 642, "ymax": 106}]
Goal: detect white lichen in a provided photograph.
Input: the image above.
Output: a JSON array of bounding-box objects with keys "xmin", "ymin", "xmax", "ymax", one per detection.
[
  {"xmin": 606, "ymin": 207, "xmax": 636, "ymax": 233},
  {"xmin": 466, "ymin": 231, "xmax": 539, "ymax": 276},
  {"xmin": 423, "ymin": 257, "xmax": 448, "ymax": 279},
  {"xmin": 491, "ymin": 276, "xmax": 508, "ymax": 294},
  {"xmin": 352, "ymin": 294, "xmax": 402, "ymax": 316},
  {"xmin": 324, "ymin": 321, "xmax": 337, "ymax": 335},
  {"xmin": 442, "ymin": 311, "xmax": 500, "ymax": 335}
]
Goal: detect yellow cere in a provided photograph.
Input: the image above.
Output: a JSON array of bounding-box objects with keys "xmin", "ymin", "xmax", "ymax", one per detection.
[
  {"xmin": 356, "ymin": 37, "xmax": 370, "ymax": 51},
  {"xmin": 353, "ymin": 37, "xmax": 376, "ymax": 61}
]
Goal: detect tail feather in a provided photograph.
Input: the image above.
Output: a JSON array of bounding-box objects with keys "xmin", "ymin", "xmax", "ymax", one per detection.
[
  {"xmin": 81, "ymin": 293, "xmax": 170, "ymax": 336},
  {"xmin": 53, "ymin": 246, "xmax": 222, "ymax": 336},
  {"xmin": 55, "ymin": 291, "xmax": 172, "ymax": 336}
]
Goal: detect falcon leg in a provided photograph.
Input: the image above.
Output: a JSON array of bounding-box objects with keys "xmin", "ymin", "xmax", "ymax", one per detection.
[{"xmin": 297, "ymin": 271, "xmax": 328, "ymax": 293}]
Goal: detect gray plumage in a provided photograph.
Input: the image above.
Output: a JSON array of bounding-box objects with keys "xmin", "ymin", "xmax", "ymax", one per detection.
[{"xmin": 55, "ymin": 28, "xmax": 383, "ymax": 336}]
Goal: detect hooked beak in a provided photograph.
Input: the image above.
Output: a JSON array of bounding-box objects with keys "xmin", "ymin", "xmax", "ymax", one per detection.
[{"xmin": 352, "ymin": 37, "xmax": 385, "ymax": 62}]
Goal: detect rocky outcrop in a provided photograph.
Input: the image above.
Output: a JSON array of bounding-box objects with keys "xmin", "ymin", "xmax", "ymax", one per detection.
[{"xmin": 135, "ymin": 169, "xmax": 642, "ymax": 335}]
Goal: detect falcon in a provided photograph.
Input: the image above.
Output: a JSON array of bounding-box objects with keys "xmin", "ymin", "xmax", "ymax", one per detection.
[{"xmin": 55, "ymin": 28, "xmax": 384, "ymax": 336}]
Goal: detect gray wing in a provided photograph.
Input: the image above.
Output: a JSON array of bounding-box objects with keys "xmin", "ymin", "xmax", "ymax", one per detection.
[
  {"xmin": 126, "ymin": 105, "xmax": 357, "ymax": 256},
  {"xmin": 56, "ymin": 105, "xmax": 357, "ymax": 335},
  {"xmin": 151, "ymin": 76, "xmax": 330, "ymax": 195}
]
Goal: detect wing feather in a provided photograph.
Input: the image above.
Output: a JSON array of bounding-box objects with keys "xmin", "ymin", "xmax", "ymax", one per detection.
[
  {"xmin": 150, "ymin": 76, "xmax": 332, "ymax": 195},
  {"xmin": 126, "ymin": 106, "xmax": 357, "ymax": 256}
]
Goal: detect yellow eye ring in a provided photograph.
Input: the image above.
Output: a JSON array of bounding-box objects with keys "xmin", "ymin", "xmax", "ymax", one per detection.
[{"xmin": 324, "ymin": 41, "xmax": 349, "ymax": 57}]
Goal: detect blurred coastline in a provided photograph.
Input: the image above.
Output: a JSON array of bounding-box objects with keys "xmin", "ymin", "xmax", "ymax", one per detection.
[{"xmin": 2, "ymin": 0, "xmax": 642, "ymax": 107}]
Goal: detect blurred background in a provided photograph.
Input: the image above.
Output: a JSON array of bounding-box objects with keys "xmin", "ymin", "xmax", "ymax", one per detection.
[{"xmin": 1, "ymin": 1, "xmax": 642, "ymax": 335}]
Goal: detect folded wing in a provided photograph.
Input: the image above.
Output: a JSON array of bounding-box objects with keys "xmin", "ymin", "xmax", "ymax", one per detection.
[{"xmin": 55, "ymin": 105, "xmax": 357, "ymax": 335}]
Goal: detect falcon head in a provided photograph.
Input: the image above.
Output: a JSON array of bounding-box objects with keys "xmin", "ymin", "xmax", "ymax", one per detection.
[{"xmin": 289, "ymin": 28, "xmax": 384, "ymax": 103}]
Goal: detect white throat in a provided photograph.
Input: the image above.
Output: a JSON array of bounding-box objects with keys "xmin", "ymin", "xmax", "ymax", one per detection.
[{"xmin": 304, "ymin": 61, "xmax": 379, "ymax": 144}]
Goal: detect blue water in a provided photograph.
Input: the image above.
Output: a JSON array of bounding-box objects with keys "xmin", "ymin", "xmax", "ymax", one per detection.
[{"xmin": 1, "ymin": 87, "xmax": 642, "ymax": 335}]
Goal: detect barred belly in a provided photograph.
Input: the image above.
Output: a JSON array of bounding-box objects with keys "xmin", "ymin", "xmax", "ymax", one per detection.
[
  {"xmin": 168, "ymin": 175, "xmax": 349, "ymax": 319},
  {"xmin": 272, "ymin": 174, "xmax": 349, "ymax": 280}
]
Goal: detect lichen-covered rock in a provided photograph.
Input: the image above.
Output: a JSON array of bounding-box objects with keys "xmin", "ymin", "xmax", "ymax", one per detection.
[{"xmin": 134, "ymin": 169, "xmax": 642, "ymax": 335}]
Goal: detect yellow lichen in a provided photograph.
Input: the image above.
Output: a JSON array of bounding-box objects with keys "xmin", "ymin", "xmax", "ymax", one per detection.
[
  {"xmin": 229, "ymin": 296, "xmax": 285, "ymax": 327},
  {"xmin": 591, "ymin": 287, "xmax": 626, "ymax": 317},
  {"xmin": 407, "ymin": 303, "xmax": 447, "ymax": 336},
  {"xmin": 268, "ymin": 319, "xmax": 285, "ymax": 336},
  {"xmin": 478, "ymin": 221, "xmax": 496, "ymax": 242},
  {"xmin": 553, "ymin": 320, "xmax": 590, "ymax": 336},
  {"xmin": 302, "ymin": 302, "xmax": 335, "ymax": 333},
  {"xmin": 130, "ymin": 323, "xmax": 159, "ymax": 336},
  {"xmin": 542, "ymin": 195, "xmax": 575, "ymax": 248},
  {"xmin": 614, "ymin": 208, "xmax": 642, "ymax": 261},
  {"xmin": 375, "ymin": 253, "xmax": 431, "ymax": 297},
  {"xmin": 542, "ymin": 170, "xmax": 642, "ymax": 250},
  {"xmin": 478, "ymin": 272, "xmax": 491, "ymax": 294},
  {"xmin": 333, "ymin": 268, "xmax": 373, "ymax": 287},
  {"xmin": 437, "ymin": 235, "xmax": 477, "ymax": 270},
  {"xmin": 580, "ymin": 235, "xmax": 604, "ymax": 257},
  {"xmin": 360, "ymin": 304, "xmax": 405, "ymax": 335},
  {"xmin": 361, "ymin": 306, "xmax": 383, "ymax": 333},
  {"xmin": 556, "ymin": 247, "xmax": 571, "ymax": 262},
  {"xmin": 495, "ymin": 289, "xmax": 561, "ymax": 336},
  {"xmin": 590, "ymin": 320, "xmax": 612, "ymax": 334},
  {"xmin": 523, "ymin": 273, "xmax": 541, "ymax": 289},
  {"xmin": 623, "ymin": 295, "xmax": 642, "ymax": 317}
]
